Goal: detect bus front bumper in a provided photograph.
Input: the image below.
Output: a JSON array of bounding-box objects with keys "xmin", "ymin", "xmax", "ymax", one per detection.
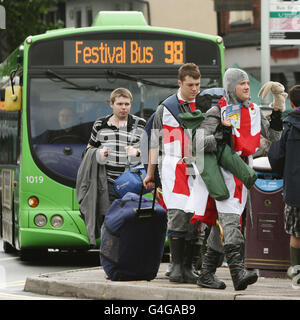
[{"xmin": 19, "ymin": 228, "xmax": 95, "ymax": 250}]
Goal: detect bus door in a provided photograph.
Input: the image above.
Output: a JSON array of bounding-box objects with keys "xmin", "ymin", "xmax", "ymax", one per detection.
[{"xmin": 0, "ymin": 84, "xmax": 21, "ymax": 247}]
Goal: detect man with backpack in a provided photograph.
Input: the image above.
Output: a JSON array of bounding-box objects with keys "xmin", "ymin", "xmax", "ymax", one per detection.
[{"xmin": 143, "ymin": 63, "xmax": 202, "ymax": 284}]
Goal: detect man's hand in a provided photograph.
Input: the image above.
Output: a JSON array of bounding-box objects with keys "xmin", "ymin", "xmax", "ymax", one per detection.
[
  {"xmin": 96, "ymin": 147, "xmax": 109, "ymax": 164},
  {"xmin": 143, "ymin": 148, "xmax": 158, "ymax": 189},
  {"xmin": 143, "ymin": 174, "xmax": 155, "ymax": 189},
  {"xmin": 99, "ymin": 148, "xmax": 109, "ymax": 158},
  {"xmin": 221, "ymin": 118, "xmax": 232, "ymax": 127},
  {"xmin": 125, "ymin": 146, "xmax": 140, "ymax": 157}
]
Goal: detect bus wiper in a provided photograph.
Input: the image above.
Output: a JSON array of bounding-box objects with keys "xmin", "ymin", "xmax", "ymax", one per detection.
[
  {"xmin": 46, "ymin": 69, "xmax": 111, "ymax": 92},
  {"xmin": 105, "ymin": 70, "xmax": 178, "ymax": 89}
]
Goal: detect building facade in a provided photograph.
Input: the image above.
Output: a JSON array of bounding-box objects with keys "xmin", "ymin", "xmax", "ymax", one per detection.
[
  {"xmin": 65, "ymin": 0, "xmax": 146, "ymax": 28},
  {"xmin": 218, "ymin": 0, "xmax": 300, "ymax": 90},
  {"xmin": 64, "ymin": 0, "xmax": 218, "ymax": 35}
]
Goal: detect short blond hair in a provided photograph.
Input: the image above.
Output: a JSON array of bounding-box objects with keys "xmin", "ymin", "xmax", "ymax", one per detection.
[{"xmin": 110, "ymin": 88, "xmax": 133, "ymax": 104}]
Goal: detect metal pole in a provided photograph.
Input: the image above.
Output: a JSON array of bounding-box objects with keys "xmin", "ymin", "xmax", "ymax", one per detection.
[
  {"xmin": 0, "ymin": 5, "xmax": 5, "ymax": 29},
  {"xmin": 261, "ymin": 0, "xmax": 271, "ymax": 105}
]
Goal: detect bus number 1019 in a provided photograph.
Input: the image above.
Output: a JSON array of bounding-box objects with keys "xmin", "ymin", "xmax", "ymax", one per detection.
[
  {"xmin": 164, "ymin": 41, "xmax": 184, "ymax": 64},
  {"xmin": 25, "ymin": 176, "xmax": 44, "ymax": 184}
]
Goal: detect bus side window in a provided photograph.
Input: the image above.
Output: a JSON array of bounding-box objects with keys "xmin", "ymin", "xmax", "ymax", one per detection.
[{"xmin": 0, "ymin": 111, "xmax": 20, "ymax": 165}]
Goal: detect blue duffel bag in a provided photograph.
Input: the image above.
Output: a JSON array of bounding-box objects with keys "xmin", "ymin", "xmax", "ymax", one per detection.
[
  {"xmin": 100, "ymin": 187, "xmax": 167, "ymax": 281},
  {"xmin": 113, "ymin": 163, "xmax": 147, "ymax": 198}
]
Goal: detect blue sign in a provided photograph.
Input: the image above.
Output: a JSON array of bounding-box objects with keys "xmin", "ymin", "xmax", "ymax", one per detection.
[{"xmin": 255, "ymin": 178, "xmax": 283, "ymax": 192}]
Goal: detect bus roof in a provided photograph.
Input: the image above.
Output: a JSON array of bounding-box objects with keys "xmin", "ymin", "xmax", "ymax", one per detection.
[
  {"xmin": 26, "ymin": 11, "xmax": 222, "ymax": 45},
  {"xmin": 92, "ymin": 11, "xmax": 147, "ymax": 27}
]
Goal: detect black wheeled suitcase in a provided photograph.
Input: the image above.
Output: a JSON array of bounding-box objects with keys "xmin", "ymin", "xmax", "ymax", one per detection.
[{"xmin": 100, "ymin": 188, "xmax": 167, "ymax": 281}]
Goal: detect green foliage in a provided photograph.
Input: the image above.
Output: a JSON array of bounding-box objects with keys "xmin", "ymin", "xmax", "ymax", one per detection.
[{"xmin": 0, "ymin": 0, "xmax": 65, "ymax": 55}]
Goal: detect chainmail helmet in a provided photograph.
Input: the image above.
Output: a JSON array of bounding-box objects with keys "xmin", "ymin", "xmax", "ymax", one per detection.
[{"xmin": 224, "ymin": 68, "xmax": 251, "ymax": 107}]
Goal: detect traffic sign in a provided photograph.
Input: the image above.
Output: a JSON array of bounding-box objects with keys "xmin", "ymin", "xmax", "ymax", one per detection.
[{"xmin": 269, "ymin": 1, "xmax": 300, "ymax": 45}]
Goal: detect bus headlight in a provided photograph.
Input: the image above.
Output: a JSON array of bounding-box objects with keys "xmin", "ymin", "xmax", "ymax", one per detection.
[
  {"xmin": 34, "ymin": 214, "xmax": 47, "ymax": 227},
  {"xmin": 51, "ymin": 215, "xmax": 63, "ymax": 228}
]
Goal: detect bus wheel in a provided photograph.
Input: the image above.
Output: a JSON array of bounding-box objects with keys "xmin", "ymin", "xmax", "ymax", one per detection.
[
  {"xmin": 19, "ymin": 248, "xmax": 48, "ymax": 262},
  {"xmin": 3, "ymin": 241, "xmax": 16, "ymax": 254}
]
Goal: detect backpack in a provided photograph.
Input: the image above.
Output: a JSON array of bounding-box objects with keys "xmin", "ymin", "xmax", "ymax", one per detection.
[{"xmin": 196, "ymin": 87, "xmax": 226, "ymax": 113}]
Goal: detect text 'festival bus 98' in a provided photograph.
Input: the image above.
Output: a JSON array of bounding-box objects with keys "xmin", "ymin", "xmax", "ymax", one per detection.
[{"xmin": 0, "ymin": 11, "xmax": 225, "ymax": 259}]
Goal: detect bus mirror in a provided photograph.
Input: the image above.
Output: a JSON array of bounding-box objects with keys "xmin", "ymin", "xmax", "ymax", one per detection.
[
  {"xmin": 5, "ymin": 86, "xmax": 22, "ymax": 111},
  {"xmin": 0, "ymin": 88, "xmax": 5, "ymax": 110}
]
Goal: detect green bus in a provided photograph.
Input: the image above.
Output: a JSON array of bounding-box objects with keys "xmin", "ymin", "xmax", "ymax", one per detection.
[{"xmin": 0, "ymin": 11, "xmax": 225, "ymax": 259}]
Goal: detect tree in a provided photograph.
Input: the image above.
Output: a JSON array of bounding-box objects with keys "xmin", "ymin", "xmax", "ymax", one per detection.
[{"xmin": 0, "ymin": 0, "xmax": 65, "ymax": 62}]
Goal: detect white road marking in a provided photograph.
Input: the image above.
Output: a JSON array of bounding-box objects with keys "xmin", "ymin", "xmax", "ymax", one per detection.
[
  {"xmin": 0, "ymin": 291, "xmax": 57, "ymax": 300},
  {"xmin": 0, "ymin": 280, "xmax": 25, "ymax": 288},
  {"xmin": 0, "ymin": 256, "xmax": 19, "ymax": 262}
]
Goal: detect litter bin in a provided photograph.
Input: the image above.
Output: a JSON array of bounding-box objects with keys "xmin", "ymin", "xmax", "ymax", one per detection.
[{"xmin": 245, "ymin": 157, "xmax": 290, "ymax": 278}]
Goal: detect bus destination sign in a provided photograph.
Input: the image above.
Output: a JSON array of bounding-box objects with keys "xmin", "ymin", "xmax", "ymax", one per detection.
[{"xmin": 64, "ymin": 40, "xmax": 185, "ymax": 66}]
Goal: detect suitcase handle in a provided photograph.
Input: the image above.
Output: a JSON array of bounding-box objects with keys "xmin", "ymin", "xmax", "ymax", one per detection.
[{"xmin": 135, "ymin": 183, "xmax": 157, "ymax": 218}]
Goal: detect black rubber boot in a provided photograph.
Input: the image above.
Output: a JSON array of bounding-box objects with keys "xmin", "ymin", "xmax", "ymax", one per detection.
[
  {"xmin": 165, "ymin": 237, "xmax": 173, "ymax": 277},
  {"xmin": 224, "ymin": 244, "xmax": 258, "ymax": 291},
  {"xmin": 168, "ymin": 237, "xmax": 185, "ymax": 283},
  {"xmin": 182, "ymin": 241, "xmax": 199, "ymax": 284},
  {"xmin": 192, "ymin": 243, "xmax": 202, "ymax": 274},
  {"xmin": 197, "ymin": 247, "xmax": 226, "ymax": 289}
]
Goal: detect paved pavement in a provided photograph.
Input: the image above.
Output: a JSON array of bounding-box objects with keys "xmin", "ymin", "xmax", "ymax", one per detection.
[{"xmin": 24, "ymin": 263, "xmax": 300, "ymax": 300}]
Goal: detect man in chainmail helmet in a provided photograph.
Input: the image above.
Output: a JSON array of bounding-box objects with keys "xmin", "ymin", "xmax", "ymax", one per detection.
[{"xmin": 196, "ymin": 68, "xmax": 283, "ymax": 290}]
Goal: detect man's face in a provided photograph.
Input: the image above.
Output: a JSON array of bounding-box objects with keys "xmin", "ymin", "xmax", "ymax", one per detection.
[
  {"xmin": 178, "ymin": 76, "xmax": 200, "ymax": 101},
  {"xmin": 58, "ymin": 108, "xmax": 73, "ymax": 129},
  {"xmin": 235, "ymin": 80, "xmax": 250, "ymax": 102},
  {"xmin": 110, "ymin": 96, "xmax": 132, "ymax": 120}
]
